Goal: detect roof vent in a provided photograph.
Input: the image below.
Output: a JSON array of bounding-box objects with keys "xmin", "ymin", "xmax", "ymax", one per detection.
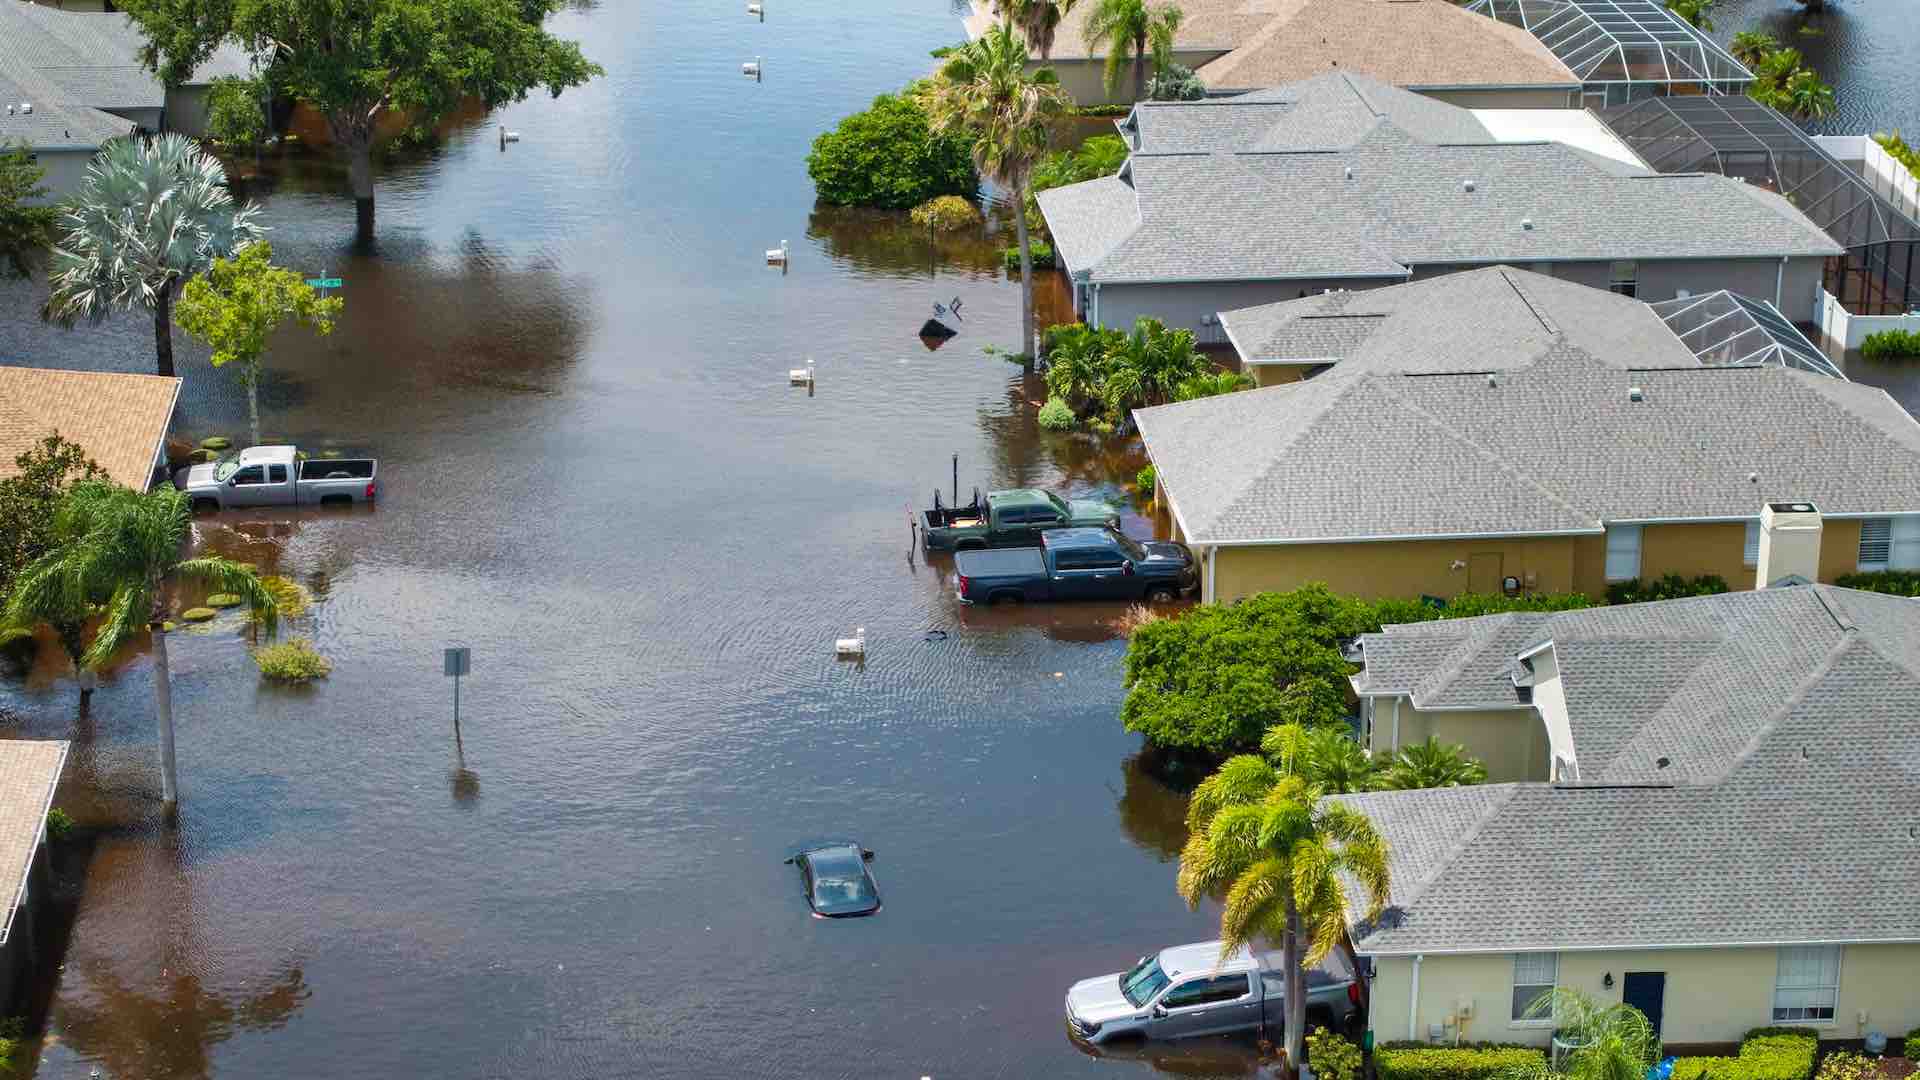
[
  {"xmin": 1655, "ymin": 756, "xmax": 1670, "ymax": 769},
  {"xmin": 1521, "ymin": 217, "xmax": 1534, "ymax": 231},
  {"xmin": 1486, "ymin": 373, "xmax": 1498, "ymax": 388},
  {"xmin": 1628, "ymin": 386, "xmax": 1644, "ymax": 402},
  {"xmin": 1463, "ymin": 179, "xmax": 1475, "ymax": 192},
  {"xmin": 1749, "ymin": 471, "xmax": 1760, "ymax": 483},
  {"xmin": 1345, "ymin": 165, "xmax": 1353, "ymax": 180},
  {"xmin": 20, "ymin": 103, "xmax": 31, "ymax": 115}
]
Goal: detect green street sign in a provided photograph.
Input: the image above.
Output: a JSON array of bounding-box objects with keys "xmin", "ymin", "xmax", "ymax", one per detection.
[{"xmin": 306, "ymin": 277, "xmax": 343, "ymax": 289}]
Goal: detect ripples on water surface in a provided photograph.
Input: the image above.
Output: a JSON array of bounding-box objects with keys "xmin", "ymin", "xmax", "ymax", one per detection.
[{"xmin": 2, "ymin": 1, "xmax": 1917, "ymax": 1077}]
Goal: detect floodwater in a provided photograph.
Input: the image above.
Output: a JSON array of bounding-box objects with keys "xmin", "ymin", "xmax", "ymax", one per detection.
[
  {"xmin": 1706, "ymin": 0, "xmax": 1920, "ymax": 136},
  {"xmin": 0, "ymin": 2, "xmax": 1264, "ymax": 1078}
]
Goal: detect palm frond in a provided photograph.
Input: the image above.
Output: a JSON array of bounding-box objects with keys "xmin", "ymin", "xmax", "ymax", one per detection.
[
  {"xmin": 1218, "ymin": 857, "xmax": 1291, "ymax": 957},
  {"xmin": 173, "ymin": 557, "xmax": 279, "ymax": 640}
]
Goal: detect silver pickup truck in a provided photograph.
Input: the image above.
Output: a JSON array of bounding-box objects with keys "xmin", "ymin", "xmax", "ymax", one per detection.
[
  {"xmin": 174, "ymin": 446, "xmax": 378, "ymax": 511},
  {"xmin": 1066, "ymin": 940, "xmax": 1359, "ymax": 1045}
]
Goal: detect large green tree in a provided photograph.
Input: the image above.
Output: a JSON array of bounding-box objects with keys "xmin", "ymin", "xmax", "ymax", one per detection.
[
  {"xmin": 176, "ymin": 242, "xmax": 343, "ymax": 446},
  {"xmin": 5, "ymin": 483, "xmax": 277, "ymax": 806},
  {"xmin": 807, "ymin": 91, "xmax": 978, "ymax": 210},
  {"xmin": 1083, "ymin": 0, "xmax": 1183, "ymax": 101},
  {"xmin": 1010, "ymin": 0, "xmax": 1079, "ymax": 60},
  {"xmin": 0, "ymin": 143, "xmax": 57, "ymax": 280},
  {"xmin": 1178, "ymin": 769, "xmax": 1389, "ymax": 1075},
  {"xmin": 44, "ymin": 134, "xmax": 263, "ymax": 378},
  {"xmin": 0, "ymin": 435, "xmax": 105, "ymax": 704},
  {"xmin": 926, "ymin": 26, "xmax": 1073, "ymax": 366},
  {"xmin": 122, "ymin": 0, "xmax": 602, "ymax": 245}
]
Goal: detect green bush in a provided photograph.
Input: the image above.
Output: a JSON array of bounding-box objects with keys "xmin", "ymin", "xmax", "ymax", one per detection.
[
  {"xmin": 1874, "ymin": 131, "xmax": 1920, "ymax": 181},
  {"xmin": 1037, "ymin": 397, "xmax": 1076, "ymax": 431},
  {"xmin": 205, "ymin": 76, "xmax": 269, "ymax": 150},
  {"xmin": 1605, "ymin": 573, "xmax": 1729, "ymax": 605},
  {"xmin": 1906, "ymin": 1024, "xmax": 1920, "ymax": 1051},
  {"xmin": 45, "ymin": 807, "xmax": 73, "ymax": 842},
  {"xmin": 806, "ymin": 91, "xmax": 976, "ymax": 210},
  {"xmin": 199, "ymin": 436, "xmax": 232, "ymax": 451},
  {"xmin": 1374, "ymin": 1044, "xmax": 1548, "ymax": 1080},
  {"xmin": 255, "ymin": 575, "xmax": 312, "ymax": 619},
  {"xmin": 1147, "ymin": 63, "xmax": 1207, "ymax": 101},
  {"xmin": 252, "ymin": 639, "xmax": 331, "ymax": 682},
  {"xmin": 1861, "ymin": 328, "xmax": 1920, "ymax": 360},
  {"xmin": 1306, "ymin": 1028, "xmax": 1364, "ymax": 1080},
  {"xmin": 178, "ymin": 607, "xmax": 218, "ymax": 622},
  {"xmin": 910, "ymin": 195, "xmax": 982, "ymax": 233},
  {"xmin": 0, "ymin": 1016, "xmax": 20, "ymax": 1070},
  {"xmin": 1003, "ymin": 242, "xmax": 1055, "ymax": 270},
  {"xmin": 1136, "ymin": 464, "xmax": 1156, "ymax": 493},
  {"xmin": 1671, "ymin": 1030, "xmax": 1817, "ymax": 1080},
  {"xmin": 205, "ymin": 592, "xmax": 243, "ymax": 608},
  {"xmin": 1814, "ymin": 1052, "xmax": 1875, "ymax": 1080}
]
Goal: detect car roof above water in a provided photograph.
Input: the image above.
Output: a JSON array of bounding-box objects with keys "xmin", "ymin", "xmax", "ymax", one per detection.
[
  {"xmin": 1158, "ymin": 941, "xmax": 1257, "ymax": 980},
  {"xmin": 237, "ymin": 446, "xmax": 298, "ymax": 466}
]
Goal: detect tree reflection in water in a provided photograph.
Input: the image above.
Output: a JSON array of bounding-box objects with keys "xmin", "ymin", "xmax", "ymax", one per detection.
[
  {"xmin": 1116, "ymin": 751, "xmax": 1191, "ymax": 862},
  {"xmin": 53, "ymin": 961, "xmax": 309, "ymax": 1080}
]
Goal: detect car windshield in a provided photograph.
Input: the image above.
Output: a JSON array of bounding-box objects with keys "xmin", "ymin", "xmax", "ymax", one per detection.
[
  {"xmin": 807, "ymin": 847, "xmax": 873, "ymax": 907},
  {"xmin": 212, "ymin": 451, "xmax": 244, "ymax": 482},
  {"xmin": 1120, "ymin": 955, "xmax": 1170, "ymax": 1007},
  {"xmin": 1046, "ymin": 492, "xmax": 1071, "ymax": 515},
  {"xmin": 1112, "ymin": 534, "xmax": 1147, "ymax": 561}
]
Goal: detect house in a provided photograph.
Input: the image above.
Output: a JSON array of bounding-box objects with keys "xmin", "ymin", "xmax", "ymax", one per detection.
[
  {"xmin": 1036, "ymin": 72, "xmax": 1841, "ymax": 336},
  {"xmin": 959, "ymin": 0, "xmax": 1582, "ymax": 108},
  {"xmin": 0, "ymin": 740, "xmax": 69, "ymax": 1018},
  {"xmin": 0, "ymin": 0, "xmax": 255, "ymax": 195},
  {"xmin": 1335, "ymin": 584, "xmax": 1920, "ymax": 1047},
  {"xmin": 0, "ymin": 366, "xmax": 183, "ymax": 490},
  {"xmin": 1133, "ymin": 268, "xmax": 1920, "ymax": 605}
]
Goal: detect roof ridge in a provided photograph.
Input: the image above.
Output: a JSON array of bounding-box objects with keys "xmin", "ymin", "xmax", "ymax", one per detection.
[
  {"xmin": 1700, "ymin": 630, "xmax": 1861, "ymax": 785},
  {"xmin": 1385, "ymin": 784, "xmax": 1524, "ymax": 916},
  {"xmin": 1196, "ymin": 375, "xmax": 1377, "ymax": 536}
]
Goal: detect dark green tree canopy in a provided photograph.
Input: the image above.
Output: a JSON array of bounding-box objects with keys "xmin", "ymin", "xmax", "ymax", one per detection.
[{"xmin": 807, "ymin": 91, "xmax": 978, "ymax": 210}]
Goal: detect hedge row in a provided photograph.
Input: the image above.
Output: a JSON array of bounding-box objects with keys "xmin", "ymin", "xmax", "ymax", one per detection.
[
  {"xmin": 1374, "ymin": 1043, "xmax": 1548, "ymax": 1080},
  {"xmin": 1835, "ymin": 570, "xmax": 1920, "ymax": 596},
  {"xmin": 1670, "ymin": 1028, "xmax": 1818, "ymax": 1080}
]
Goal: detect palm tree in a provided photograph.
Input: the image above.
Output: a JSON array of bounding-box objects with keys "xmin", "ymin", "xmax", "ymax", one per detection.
[
  {"xmin": 1261, "ymin": 723, "xmax": 1381, "ymax": 793},
  {"xmin": 1380, "ymin": 735, "xmax": 1488, "ymax": 789},
  {"xmin": 926, "ymin": 27, "xmax": 1074, "ymax": 367},
  {"xmin": 1083, "ymin": 0, "xmax": 1184, "ymax": 102},
  {"xmin": 1524, "ymin": 988, "xmax": 1659, "ymax": 1080},
  {"xmin": 1011, "ymin": 0, "xmax": 1079, "ymax": 60},
  {"xmin": 5, "ymin": 482, "xmax": 277, "ymax": 806},
  {"xmin": 1177, "ymin": 769, "xmax": 1390, "ymax": 1075},
  {"xmin": 44, "ymin": 134, "xmax": 263, "ymax": 378},
  {"xmin": 1664, "ymin": 0, "xmax": 1713, "ymax": 30},
  {"xmin": 1729, "ymin": 29, "xmax": 1779, "ymax": 67},
  {"xmin": 1782, "ymin": 69, "xmax": 1837, "ymax": 121}
]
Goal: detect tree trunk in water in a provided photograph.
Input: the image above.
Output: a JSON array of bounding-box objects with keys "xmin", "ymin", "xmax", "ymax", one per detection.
[
  {"xmin": 1135, "ymin": 36, "xmax": 1149, "ymax": 101},
  {"xmin": 149, "ymin": 616, "xmax": 180, "ymax": 806},
  {"xmin": 1013, "ymin": 176, "xmax": 1036, "ymax": 370},
  {"xmin": 1284, "ymin": 898, "xmax": 1306, "ymax": 1076},
  {"xmin": 246, "ymin": 367, "xmax": 262, "ymax": 447},
  {"xmin": 55, "ymin": 621, "xmax": 90, "ymax": 709},
  {"xmin": 348, "ymin": 138, "xmax": 376, "ymax": 247},
  {"xmin": 153, "ymin": 283, "xmax": 175, "ymax": 377}
]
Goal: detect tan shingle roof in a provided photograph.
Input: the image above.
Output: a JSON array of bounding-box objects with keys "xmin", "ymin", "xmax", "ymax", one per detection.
[
  {"xmin": 0, "ymin": 740, "xmax": 67, "ymax": 944},
  {"xmin": 0, "ymin": 367, "xmax": 181, "ymax": 489}
]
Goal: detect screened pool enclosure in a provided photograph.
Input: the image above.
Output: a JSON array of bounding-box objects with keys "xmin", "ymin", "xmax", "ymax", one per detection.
[
  {"xmin": 1467, "ymin": 0, "xmax": 1752, "ymax": 105},
  {"xmin": 1649, "ymin": 291, "xmax": 1845, "ymax": 378}
]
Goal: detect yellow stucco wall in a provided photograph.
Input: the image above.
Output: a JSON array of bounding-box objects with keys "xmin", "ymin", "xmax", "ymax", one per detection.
[
  {"xmin": 1211, "ymin": 537, "xmax": 1579, "ymax": 603},
  {"xmin": 1369, "ymin": 945, "xmax": 1920, "ymax": 1048},
  {"xmin": 1819, "ymin": 519, "xmax": 1864, "ymax": 582},
  {"xmin": 1251, "ymin": 364, "xmax": 1309, "ymax": 388},
  {"xmin": 1640, "ymin": 522, "xmax": 1751, "ymax": 587},
  {"xmin": 1372, "ymin": 702, "xmax": 1547, "ymax": 782}
]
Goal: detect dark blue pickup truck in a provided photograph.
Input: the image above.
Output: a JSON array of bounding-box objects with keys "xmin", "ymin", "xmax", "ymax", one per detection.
[{"xmin": 955, "ymin": 528, "xmax": 1196, "ymax": 605}]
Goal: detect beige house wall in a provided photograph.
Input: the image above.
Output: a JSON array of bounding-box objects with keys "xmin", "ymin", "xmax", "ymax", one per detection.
[
  {"xmin": 1367, "ymin": 698, "xmax": 1547, "ymax": 782},
  {"xmin": 1417, "ymin": 86, "xmax": 1580, "ymax": 109},
  {"xmin": 1209, "ymin": 535, "xmax": 1580, "ymax": 604},
  {"xmin": 1249, "ymin": 363, "xmax": 1310, "ymax": 388},
  {"xmin": 1368, "ymin": 944, "xmax": 1920, "ymax": 1049},
  {"xmin": 1639, "ymin": 522, "xmax": 1751, "ymax": 586},
  {"xmin": 1037, "ymin": 52, "xmax": 1229, "ymax": 109}
]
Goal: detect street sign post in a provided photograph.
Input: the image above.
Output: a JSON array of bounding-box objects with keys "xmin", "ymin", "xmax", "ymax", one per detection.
[{"xmin": 444, "ymin": 647, "xmax": 471, "ymax": 737}]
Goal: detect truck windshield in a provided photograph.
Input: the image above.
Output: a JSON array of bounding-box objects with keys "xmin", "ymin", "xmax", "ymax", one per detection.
[
  {"xmin": 1121, "ymin": 955, "xmax": 1170, "ymax": 1007},
  {"xmin": 1046, "ymin": 492, "xmax": 1071, "ymax": 516},
  {"xmin": 1113, "ymin": 534, "xmax": 1148, "ymax": 561},
  {"xmin": 212, "ymin": 451, "xmax": 243, "ymax": 482}
]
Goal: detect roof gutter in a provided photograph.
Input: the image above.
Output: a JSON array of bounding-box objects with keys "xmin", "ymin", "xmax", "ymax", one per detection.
[
  {"xmin": 1358, "ymin": 934, "xmax": 1920, "ymax": 958},
  {"xmin": 1186, "ymin": 526, "xmax": 1604, "ymax": 548}
]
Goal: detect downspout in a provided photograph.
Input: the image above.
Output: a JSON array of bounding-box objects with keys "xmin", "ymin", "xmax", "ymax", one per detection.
[
  {"xmin": 1391, "ymin": 697, "xmax": 1402, "ymax": 752},
  {"xmin": 1205, "ymin": 545, "xmax": 1217, "ymax": 604},
  {"xmin": 1409, "ymin": 954, "xmax": 1424, "ymax": 1042},
  {"xmin": 1091, "ymin": 282, "xmax": 1101, "ymax": 329},
  {"xmin": 1776, "ymin": 255, "xmax": 1787, "ymax": 308}
]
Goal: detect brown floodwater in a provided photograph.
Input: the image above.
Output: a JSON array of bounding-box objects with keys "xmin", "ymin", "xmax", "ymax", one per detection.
[{"xmin": 0, "ymin": 3, "xmax": 1252, "ymax": 1077}]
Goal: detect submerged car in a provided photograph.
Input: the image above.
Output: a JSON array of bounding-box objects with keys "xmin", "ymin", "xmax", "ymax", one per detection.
[
  {"xmin": 785, "ymin": 842, "xmax": 881, "ymax": 918},
  {"xmin": 1065, "ymin": 940, "xmax": 1358, "ymax": 1044}
]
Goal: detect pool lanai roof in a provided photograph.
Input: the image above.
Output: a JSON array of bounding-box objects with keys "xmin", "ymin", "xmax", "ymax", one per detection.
[
  {"xmin": 1466, "ymin": 0, "xmax": 1751, "ymax": 89},
  {"xmin": 1648, "ymin": 291, "xmax": 1843, "ymax": 379}
]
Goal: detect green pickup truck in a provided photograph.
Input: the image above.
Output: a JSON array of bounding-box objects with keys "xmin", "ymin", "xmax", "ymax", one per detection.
[{"xmin": 921, "ymin": 488, "xmax": 1120, "ymax": 551}]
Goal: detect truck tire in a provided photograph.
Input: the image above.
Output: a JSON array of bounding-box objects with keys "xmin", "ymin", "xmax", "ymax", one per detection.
[
  {"xmin": 191, "ymin": 498, "xmax": 220, "ymax": 514},
  {"xmin": 1144, "ymin": 584, "xmax": 1179, "ymax": 604},
  {"xmin": 1306, "ymin": 1005, "xmax": 1334, "ymax": 1034},
  {"xmin": 988, "ymin": 590, "xmax": 1024, "ymax": 606}
]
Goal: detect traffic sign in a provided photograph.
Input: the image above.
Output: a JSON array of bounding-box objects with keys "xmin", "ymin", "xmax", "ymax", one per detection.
[{"xmin": 306, "ymin": 277, "xmax": 343, "ymax": 289}]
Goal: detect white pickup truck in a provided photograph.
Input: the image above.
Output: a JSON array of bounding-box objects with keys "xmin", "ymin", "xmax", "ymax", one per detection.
[
  {"xmin": 174, "ymin": 446, "xmax": 378, "ymax": 511},
  {"xmin": 1066, "ymin": 940, "xmax": 1360, "ymax": 1045}
]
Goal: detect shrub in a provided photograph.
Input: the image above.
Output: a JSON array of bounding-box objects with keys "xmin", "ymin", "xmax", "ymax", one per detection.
[
  {"xmin": 0, "ymin": 1016, "xmax": 20, "ymax": 1070},
  {"xmin": 1136, "ymin": 464, "xmax": 1156, "ymax": 493},
  {"xmin": 910, "ymin": 195, "xmax": 982, "ymax": 233},
  {"xmin": 178, "ymin": 607, "xmax": 218, "ymax": 622},
  {"xmin": 1306, "ymin": 1028, "xmax": 1363, "ymax": 1080},
  {"xmin": 1861, "ymin": 329, "xmax": 1920, "ymax": 360},
  {"xmin": 1375, "ymin": 1044, "xmax": 1548, "ymax": 1080},
  {"xmin": 205, "ymin": 592, "xmax": 243, "ymax": 608},
  {"xmin": 1147, "ymin": 63, "xmax": 1207, "ymax": 101},
  {"xmin": 806, "ymin": 91, "xmax": 976, "ymax": 210},
  {"xmin": 252, "ymin": 639, "xmax": 331, "ymax": 682},
  {"xmin": 1815, "ymin": 1053, "xmax": 1876, "ymax": 1080},
  {"xmin": 1037, "ymin": 396, "xmax": 1076, "ymax": 431},
  {"xmin": 1873, "ymin": 131, "xmax": 1920, "ymax": 181},
  {"xmin": 200, "ymin": 436, "xmax": 232, "ymax": 451},
  {"xmin": 205, "ymin": 76, "xmax": 269, "ymax": 150},
  {"xmin": 1671, "ymin": 1030, "xmax": 1817, "ymax": 1080},
  {"xmin": 45, "ymin": 807, "xmax": 73, "ymax": 841},
  {"xmin": 1606, "ymin": 573, "xmax": 1729, "ymax": 605},
  {"xmin": 1002, "ymin": 242, "xmax": 1056, "ymax": 270},
  {"xmin": 255, "ymin": 575, "xmax": 312, "ymax": 619}
]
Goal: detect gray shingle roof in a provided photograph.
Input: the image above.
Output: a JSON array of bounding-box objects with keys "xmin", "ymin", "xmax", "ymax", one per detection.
[
  {"xmin": 0, "ymin": 3, "xmax": 255, "ymax": 135},
  {"xmin": 1038, "ymin": 75, "xmax": 1840, "ymax": 284},
  {"xmin": 1122, "ymin": 72, "xmax": 1495, "ymax": 156},
  {"xmin": 1137, "ymin": 335, "xmax": 1920, "ymax": 544},
  {"xmin": 1336, "ymin": 586, "xmax": 1920, "ymax": 954},
  {"xmin": 1221, "ymin": 265, "xmax": 1693, "ymax": 369},
  {"xmin": 0, "ymin": 56, "xmax": 131, "ymax": 150}
]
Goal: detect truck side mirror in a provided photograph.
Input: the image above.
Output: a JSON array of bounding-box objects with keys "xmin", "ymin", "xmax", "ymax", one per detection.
[
  {"xmin": 1123, "ymin": 561, "xmax": 1135, "ymax": 575},
  {"xmin": 1151, "ymin": 1004, "xmax": 1167, "ymax": 1019}
]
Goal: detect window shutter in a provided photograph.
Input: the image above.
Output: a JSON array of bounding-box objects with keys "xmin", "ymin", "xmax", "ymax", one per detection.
[
  {"xmin": 1859, "ymin": 519, "xmax": 1892, "ymax": 572},
  {"xmin": 1745, "ymin": 520, "xmax": 1760, "ymax": 567}
]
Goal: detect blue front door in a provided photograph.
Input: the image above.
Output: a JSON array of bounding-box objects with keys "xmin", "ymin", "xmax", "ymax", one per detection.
[{"xmin": 1623, "ymin": 972, "xmax": 1666, "ymax": 1036}]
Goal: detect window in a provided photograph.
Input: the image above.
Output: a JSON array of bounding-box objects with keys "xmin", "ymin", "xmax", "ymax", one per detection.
[
  {"xmin": 1857, "ymin": 518, "xmax": 1920, "ymax": 572},
  {"xmin": 1511, "ymin": 952, "xmax": 1557, "ymax": 1022},
  {"xmin": 1745, "ymin": 520, "xmax": 1760, "ymax": 567},
  {"xmin": 1604, "ymin": 525, "xmax": 1642, "ymax": 582},
  {"xmin": 230, "ymin": 465, "xmax": 267, "ymax": 486},
  {"xmin": 997, "ymin": 508, "xmax": 1029, "ymax": 525},
  {"xmin": 1773, "ymin": 946, "xmax": 1840, "ymax": 1022},
  {"xmin": 1164, "ymin": 974, "xmax": 1250, "ymax": 1009},
  {"xmin": 1609, "ymin": 261, "xmax": 1638, "ymax": 297},
  {"xmin": 1028, "ymin": 511, "xmax": 1062, "ymax": 526},
  {"xmin": 1053, "ymin": 550, "xmax": 1091, "ymax": 570},
  {"xmin": 268, "ymin": 464, "xmax": 288, "ymax": 483}
]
